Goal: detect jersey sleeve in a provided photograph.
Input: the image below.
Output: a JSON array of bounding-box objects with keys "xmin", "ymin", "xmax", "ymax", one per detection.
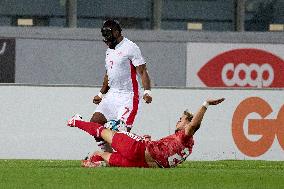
[{"xmin": 129, "ymin": 44, "xmax": 145, "ymax": 67}]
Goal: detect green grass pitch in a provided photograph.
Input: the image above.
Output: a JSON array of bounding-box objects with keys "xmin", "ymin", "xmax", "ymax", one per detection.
[{"xmin": 0, "ymin": 160, "xmax": 283, "ymax": 189}]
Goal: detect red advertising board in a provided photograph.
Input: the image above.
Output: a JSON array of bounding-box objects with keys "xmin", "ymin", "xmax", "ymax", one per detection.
[{"xmin": 187, "ymin": 43, "xmax": 284, "ymax": 88}]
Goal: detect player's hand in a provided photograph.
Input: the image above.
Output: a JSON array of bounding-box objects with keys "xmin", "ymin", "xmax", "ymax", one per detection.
[
  {"xmin": 93, "ymin": 95, "xmax": 102, "ymax": 104},
  {"xmin": 143, "ymin": 94, "xmax": 152, "ymax": 104},
  {"xmin": 207, "ymin": 98, "xmax": 225, "ymax": 105}
]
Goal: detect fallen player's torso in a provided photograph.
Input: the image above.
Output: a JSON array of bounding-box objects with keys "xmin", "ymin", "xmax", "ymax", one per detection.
[{"xmin": 146, "ymin": 130, "xmax": 194, "ymax": 168}]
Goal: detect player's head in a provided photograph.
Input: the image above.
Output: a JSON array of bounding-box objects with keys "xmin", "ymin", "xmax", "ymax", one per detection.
[
  {"xmin": 175, "ymin": 110, "xmax": 193, "ymax": 132},
  {"xmin": 101, "ymin": 19, "xmax": 122, "ymax": 49}
]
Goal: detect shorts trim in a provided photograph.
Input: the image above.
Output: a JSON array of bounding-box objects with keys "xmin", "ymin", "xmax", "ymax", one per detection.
[{"xmin": 126, "ymin": 61, "xmax": 139, "ymax": 125}]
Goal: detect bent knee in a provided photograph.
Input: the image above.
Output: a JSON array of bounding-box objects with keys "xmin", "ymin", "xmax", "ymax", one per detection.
[{"xmin": 90, "ymin": 112, "xmax": 107, "ymax": 125}]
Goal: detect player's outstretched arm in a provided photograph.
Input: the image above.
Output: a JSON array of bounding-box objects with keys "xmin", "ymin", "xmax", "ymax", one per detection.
[{"xmin": 185, "ymin": 98, "xmax": 225, "ymax": 136}]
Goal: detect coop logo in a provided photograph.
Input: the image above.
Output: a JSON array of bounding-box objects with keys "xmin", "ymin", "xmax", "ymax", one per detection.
[
  {"xmin": 198, "ymin": 48, "xmax": 284, "ymax": 88},
  {"xmin": 222, "ymin": 63, "xmax": 274, "ymax": 88},
  {"xmin": 232, "ymin": 97, "xmax": 284, "ymax": 157}
]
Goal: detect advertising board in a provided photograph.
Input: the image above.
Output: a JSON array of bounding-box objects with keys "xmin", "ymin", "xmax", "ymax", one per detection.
[
  {"xmin": 0, "ymin": 85, "xmax": 283, "ymax": 160},
  {"xmin": 187, "ymin": 43, "xmax": 284, "ymax": 88}
]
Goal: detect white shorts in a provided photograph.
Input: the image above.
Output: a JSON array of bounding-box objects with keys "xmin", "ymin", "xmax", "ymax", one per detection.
[{"xmin": 94, "ymin": 91, "xmax": 142, "ymax": 128}]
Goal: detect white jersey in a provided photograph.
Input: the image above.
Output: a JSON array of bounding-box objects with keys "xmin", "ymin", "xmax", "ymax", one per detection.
[{"xmin": 105, "ymin": 37, "xmax": 145, "ymax": 93}]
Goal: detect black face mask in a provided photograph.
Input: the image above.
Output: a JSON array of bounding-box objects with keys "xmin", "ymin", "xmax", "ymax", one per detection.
[{"xmin": 101, "ymin": 27, "xmax": 118, "ymax": 49}]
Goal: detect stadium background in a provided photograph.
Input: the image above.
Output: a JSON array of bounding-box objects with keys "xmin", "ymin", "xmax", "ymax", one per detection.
[{"xmin": 0, "ymin": 0, "xmax": 283, "ymax": 161}]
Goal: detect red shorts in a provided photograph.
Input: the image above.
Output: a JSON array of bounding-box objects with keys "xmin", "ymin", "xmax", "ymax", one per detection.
[{"xmin": 109, "ymin": 132, "xmax": 149, "ymax": 168}]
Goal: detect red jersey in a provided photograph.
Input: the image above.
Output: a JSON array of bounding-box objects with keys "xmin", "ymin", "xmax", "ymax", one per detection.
[{"xmin": 146, "ymin": 130, "xmax": 194, "ymax": 168}]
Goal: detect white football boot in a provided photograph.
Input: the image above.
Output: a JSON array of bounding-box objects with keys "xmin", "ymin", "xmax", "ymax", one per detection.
[{"xmin": 67, "ymin": 114, "xmax": 83, "ymax": 127}]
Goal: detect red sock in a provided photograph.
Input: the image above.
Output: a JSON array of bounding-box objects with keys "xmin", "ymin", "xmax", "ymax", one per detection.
[
  {"xmin": 75, "ymin": 120, "xmax": 104, "ymax": 138},
  {"xmin": 90, "ymin": 154, "xmax": 104, "ymax": 162}
]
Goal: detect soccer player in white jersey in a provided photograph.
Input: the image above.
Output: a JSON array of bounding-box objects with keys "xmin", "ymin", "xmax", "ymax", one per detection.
[{"xmin": 90, "ymin": 19, "xmax": 152, "ymax": 153}]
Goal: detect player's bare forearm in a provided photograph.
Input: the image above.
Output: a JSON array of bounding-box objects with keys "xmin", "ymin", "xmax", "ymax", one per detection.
[
  {"xmin": 142, "ymin": 71, "xmax": 151, "ymax": 90},
  {"xmin": 101, "ymin": 72, "xmax": 110, "ymax": 94},
  {"xmin": 100, "ymin": 84, "xmax": 109, "ymax": 94},
  {"xmin": 137, "ymin": 64, "xmax": 152, "ymax": 103},
  {"xmin": 137, "ymin": 64, "xmax": 151, "ymax": 90},
  {"xmin": 185, "ymin": 98, "xmax": 225, "ymax": 136},
  {"xmin": 185, "ymin": 107, "xmax": 207, "ymax": 136}
]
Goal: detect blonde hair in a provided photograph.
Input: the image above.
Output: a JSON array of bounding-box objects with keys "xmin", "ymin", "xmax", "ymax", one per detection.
[{"xmin": 183, "ymin": 110, "xmax": 193, "ymax": 122}]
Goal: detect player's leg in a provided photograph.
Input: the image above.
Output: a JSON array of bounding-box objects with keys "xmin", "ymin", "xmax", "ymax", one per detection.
[
  {"xmin": 94, "ymin": 151, "xmax": 112, "ymax": 164},
  {"xmin": 110, "ymin": 132, "xmax": 148, "ymax": 167},
  {"xmin": 117, "ymin": 92, "xmax": 142, "ymax": 132},
  {"xmin": 95, "ymin": 151, "xmax": 147, "ymax": 168},
  {"xmin": 68, "ymin": 119, "xmax": 144, "ymax": 160},
  {"xmin": 82, "ymin": 151, "xmax": 143, "ymax": 168},
  {"xmin": 67, "ymin": 117, "xmax": 148, "ymax": 167},
  {"xmin": 90, "ymin": 112, "xmax": 113, "ymax": 152},
  {"xmin": 90, "ymin": 112, "xmax": 107, "ymax": 125},
  {"xmin": 67, "ymin": 115, "xmax": 115, "ymax": 143},
  {"xmin": 92, "ymin": 93, "xmax": 118, "ymax": 152},
  {"xmin": 80, "ymin": 139, "xmax": 148, "ymax": 168},
  {"xmin": 81, "ymin": 151, "xmax": 110, "ymax": 168}
]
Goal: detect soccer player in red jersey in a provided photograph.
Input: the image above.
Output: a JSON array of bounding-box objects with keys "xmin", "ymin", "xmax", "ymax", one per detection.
[{"xmin": 67, "ymin": 98, "xmax": 225, "ymax": 168}]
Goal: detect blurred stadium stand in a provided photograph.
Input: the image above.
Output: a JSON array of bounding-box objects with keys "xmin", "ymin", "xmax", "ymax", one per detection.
[
  {"xmin": 0, "ymin": 0, "xmax": 283, "ymax": 86},
  {"xmin": 0, "ymin": 0, "xmax": 283, "ymax": 31}
]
